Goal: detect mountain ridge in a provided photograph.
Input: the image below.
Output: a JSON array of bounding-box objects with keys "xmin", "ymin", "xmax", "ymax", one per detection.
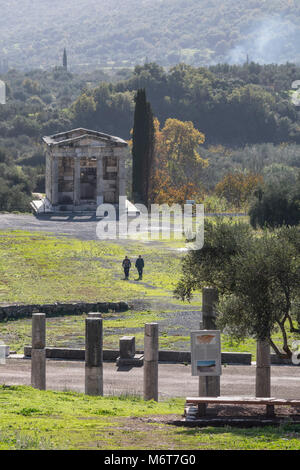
[{"xmin": 0, "ymin": 0, "xmax": 300, "ymax": 71}]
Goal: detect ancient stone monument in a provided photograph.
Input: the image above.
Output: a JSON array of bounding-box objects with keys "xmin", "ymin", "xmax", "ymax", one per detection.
[{"xmin": 31, "ymin": 128, "xmax": 131, "ymax": 213}]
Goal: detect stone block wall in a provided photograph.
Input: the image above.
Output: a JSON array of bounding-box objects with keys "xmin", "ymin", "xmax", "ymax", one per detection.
[{"xmin": 0, "ymin": 301, "xmax": 129, "ymax": 322}]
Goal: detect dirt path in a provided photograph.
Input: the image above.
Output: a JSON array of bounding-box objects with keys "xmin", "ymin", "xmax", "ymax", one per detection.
[
  {"xmin": 0, "ymin": 213, "xmax": 246, "ymax": 242},
  {"xmin": 0, "ymin": 213, "xmax": 103, "ymax": 241}
]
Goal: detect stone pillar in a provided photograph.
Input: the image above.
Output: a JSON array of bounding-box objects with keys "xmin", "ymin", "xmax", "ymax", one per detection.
[
  {"xmin": 144, "ymin": 323, "xmax": 159, "ymax": 401},
  {"xmin": 198, "ymin": 287, "xmax": 220, "ymax": 397},
  {"xmin": 201, "ymin": 287, "xmax": 219, "ymax": 329},
  {"xmin": 96, "ymin": 156, "xmax": 104, "ymax": 205},
  {"xmin": 51, "ymin": 156, "xmax": 59, "ymax": 205},
  {"xmin": 31, "ymin": 313, "xmax": 46, "ymax": 390},
  {"xmin": 85, "ymin": 318, "xmax": 103, "ymax": 396},
  {"xmin": 74, "ymin": 157, "xmax": 81, "ymax": 205},
  {"xmin": 256, "ymin": 340, "xmax": 271, "ymax": 397}
]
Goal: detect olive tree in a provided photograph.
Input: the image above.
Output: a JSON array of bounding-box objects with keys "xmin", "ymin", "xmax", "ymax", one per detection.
[{"xmin": 175, "ymin": 219, "xmax": 300, "ymax": 358}]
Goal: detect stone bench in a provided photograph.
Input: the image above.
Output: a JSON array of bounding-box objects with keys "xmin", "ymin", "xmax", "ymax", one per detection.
[{"xmin": 185, "ymin": 396, "xmax": 300, "ymax": 418}]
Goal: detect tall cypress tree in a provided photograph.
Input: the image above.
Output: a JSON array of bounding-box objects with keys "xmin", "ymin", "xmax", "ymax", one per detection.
[
  {"xmin": 132, "ymin": 88, "xmax": 155, "ymax": 206},
  {"xmin": 144, "ymin": 101, "xmax": 155, "ymax": 206},
  {"xmin": 63, "ymin": 48, "xmax": 68, "ymax": 69}
]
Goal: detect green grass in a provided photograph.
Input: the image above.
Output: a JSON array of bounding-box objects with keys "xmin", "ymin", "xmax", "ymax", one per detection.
[
  {"xmin": 0, "ymin": 229, "xmax": 203, "ymax": 352},
  {"xmin": 0, "ymin": 228, "xmax": 297, "ymax": 359},
  {"xmin": 0, "ymin": 230, "xmax": 188, "ymax": 304},
  {"xmin": 0, "ymin": 227, "xmax": 299, "ymax": 450},
  {"xmin": 0, "ymin": 309, "xmax": 194, "ymax": 353},
  {"xmin": 0, "ymin": 385, "xmax": 299, "ymax": 450}
]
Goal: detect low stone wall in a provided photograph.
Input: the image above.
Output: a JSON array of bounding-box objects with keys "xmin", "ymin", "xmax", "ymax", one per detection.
[
  {"xmin": 24, "ymin": 347, "xmax": 252, "ymax": 365},
  {"xmin": 23, "ymin": 347, "xmax": 300, "ymax": 366},
  {"xmin": 0, "ymin": 301, "xmax": 129, "ymax": 321}
]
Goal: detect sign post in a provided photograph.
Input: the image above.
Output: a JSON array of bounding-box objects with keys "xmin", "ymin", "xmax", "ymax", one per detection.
[{"xmin": 191, "ymin": 330, "xmax": 221, "ymax": 398}]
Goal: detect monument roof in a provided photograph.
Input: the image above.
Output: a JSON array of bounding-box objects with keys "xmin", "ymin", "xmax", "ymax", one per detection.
[{"xmin": 43, "ymin": 128, "xmax": 128, "ymax": 147}]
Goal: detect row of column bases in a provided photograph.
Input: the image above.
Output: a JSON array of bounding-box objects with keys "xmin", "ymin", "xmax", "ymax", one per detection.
[
  {"xmin": 31, "ymin": 313, "xmax": 159, "ymax": 400},
  {"xmin": 31, "ymin": 288, "xmax": 271, "ymax": 400}
]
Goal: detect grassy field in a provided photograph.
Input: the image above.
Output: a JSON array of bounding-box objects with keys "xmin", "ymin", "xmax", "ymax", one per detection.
[
  {"xmin": 0, "ymin": 230, "xmax": 191, "ymax": 304},
  {"xmin": 0, "ymin": 385, "xmax": 299, "ymax": 450},
  {"xmin": 0, "ymin": 229, "xmax": 201, "ymax": 352},
  {"xmin": 0, "ymin": 229, "xmax": 298, "ymax": 358},
  {"xmin": 0, "ymin": 227, "xmax": 300, "ymax": 451}
]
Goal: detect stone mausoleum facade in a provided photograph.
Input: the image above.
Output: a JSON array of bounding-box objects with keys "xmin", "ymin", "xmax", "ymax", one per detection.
[{"xmin": 32, "ymin": 128, "xmax": 130, "ymax": 213}]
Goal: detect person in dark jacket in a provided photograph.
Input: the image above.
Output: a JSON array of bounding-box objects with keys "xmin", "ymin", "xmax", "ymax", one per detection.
[
  {"xmin": 135, "ymin": 255, "xmax": 144, "ymax": 280},
  {"xmin": 122, "ymin": 256, "xmax": 131, "ymax": 280}
]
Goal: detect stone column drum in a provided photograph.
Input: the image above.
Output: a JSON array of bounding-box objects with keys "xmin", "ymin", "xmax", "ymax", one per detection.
[
  {"xmin": 74, "ymin": 157, "xmax": 81, "ymax": 205},
  {"xmin": 256, "ymin": 340, "xmax": 271, "ymax": 397},
  {"xmin": 201, "ymin": 287, "xmax": 219, "ymax": 330},
  {"xmin": 31, "ymin": 313, "xmax": 46, "ymax": 390},
  {"xmin": 85, "ymin": 318, "xmax": 103, "ymax": 396},
  {"xmin": 199, "ymin": 287, "xmax": 220, "ymax": 397},
  {"xmin": 143, "ymin": 323, "xmax": 159, "ymax": 401},
  {"xmin": 87, "ymin": 312, "xmax": 102, "ymax": 319}
]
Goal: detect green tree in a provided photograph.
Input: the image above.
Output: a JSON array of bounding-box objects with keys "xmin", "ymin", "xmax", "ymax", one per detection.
[
  {"xmin": 63, "ymin": 48, "xmax": 68, "ymax": 69},
  {"xmin": 175, "ymin": 219, "xmax": 300, "ymax": 358},
  {"xmin": 72, "ymin": 93, "xmax": 96, "ymax": 128},
  {"xmin": 249, "ymin": 178, "xmax": 300, "ymax": 229},
  {"xmin": 131, "ymin": 88, "xmax": 155, "ymax": 206}
]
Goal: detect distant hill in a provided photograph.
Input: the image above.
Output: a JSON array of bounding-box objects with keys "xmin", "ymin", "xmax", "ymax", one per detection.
[{"xmin": 1, "ymin": 0, "xmax": 300, "ymax": 71}]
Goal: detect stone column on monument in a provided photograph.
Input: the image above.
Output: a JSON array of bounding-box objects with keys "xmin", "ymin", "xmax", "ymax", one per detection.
[
  {"xmin": 96, "ymin": 156, "xmax": 104, "ymax": 205},
  {"xmin": 118, "ymin": 154, "xmax": 126, "ymax": 198},
  {"xmin": 51, "ymin": 156, "xmax": 59, "ymax": 205},
  {"xmin": 74, "ymin": 156, "xmax": 81, "ymax": 205}
]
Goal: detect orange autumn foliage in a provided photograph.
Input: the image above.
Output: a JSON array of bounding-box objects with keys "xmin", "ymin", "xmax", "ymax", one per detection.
[
  {"xmin": 151, "ymin": 118, "xmax": 206, "ymax": 204},
  {"xmin": 215, "ymin": 172, "xmax": 263, "ymax": 208}
]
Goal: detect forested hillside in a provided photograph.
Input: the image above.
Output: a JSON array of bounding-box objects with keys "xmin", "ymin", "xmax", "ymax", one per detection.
[
  {"xmin": 1, "ymin": 61, "xmax": 300, "ymax": 213},
  {"xmin": 1, "ymin": 0, "xmax": 300, "ymax": 70}
]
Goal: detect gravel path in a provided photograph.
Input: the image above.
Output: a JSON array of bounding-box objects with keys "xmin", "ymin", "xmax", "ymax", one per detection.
[
  {"xmin": 104, "ymin": 308, "xmax": 202, "ymax": 347},
  {"xmin": 0, "ymin": 213, "xmax": 246, "ymax": 242},
  {"xmin": 0, "ymin": 213, "xmax": 102, "ymax": 241},
  {"xmin": 1, "ymin": 359, "xmax": 299, "ymax": 399}
]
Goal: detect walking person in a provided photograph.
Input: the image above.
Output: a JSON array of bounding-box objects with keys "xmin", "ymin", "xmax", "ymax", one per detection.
[
  {"xmin": 135, "ymin": 255, "xmax": 144, "ymax": 280},
  {"xmin": 122, "ymin": 255, "xmax": 131, "ymax": 280}
]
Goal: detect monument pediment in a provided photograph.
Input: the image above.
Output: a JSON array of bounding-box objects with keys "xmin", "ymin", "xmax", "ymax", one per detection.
[{"xmin": 43, "ymin": 128, "xmax": 128, "ymax": 148}]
